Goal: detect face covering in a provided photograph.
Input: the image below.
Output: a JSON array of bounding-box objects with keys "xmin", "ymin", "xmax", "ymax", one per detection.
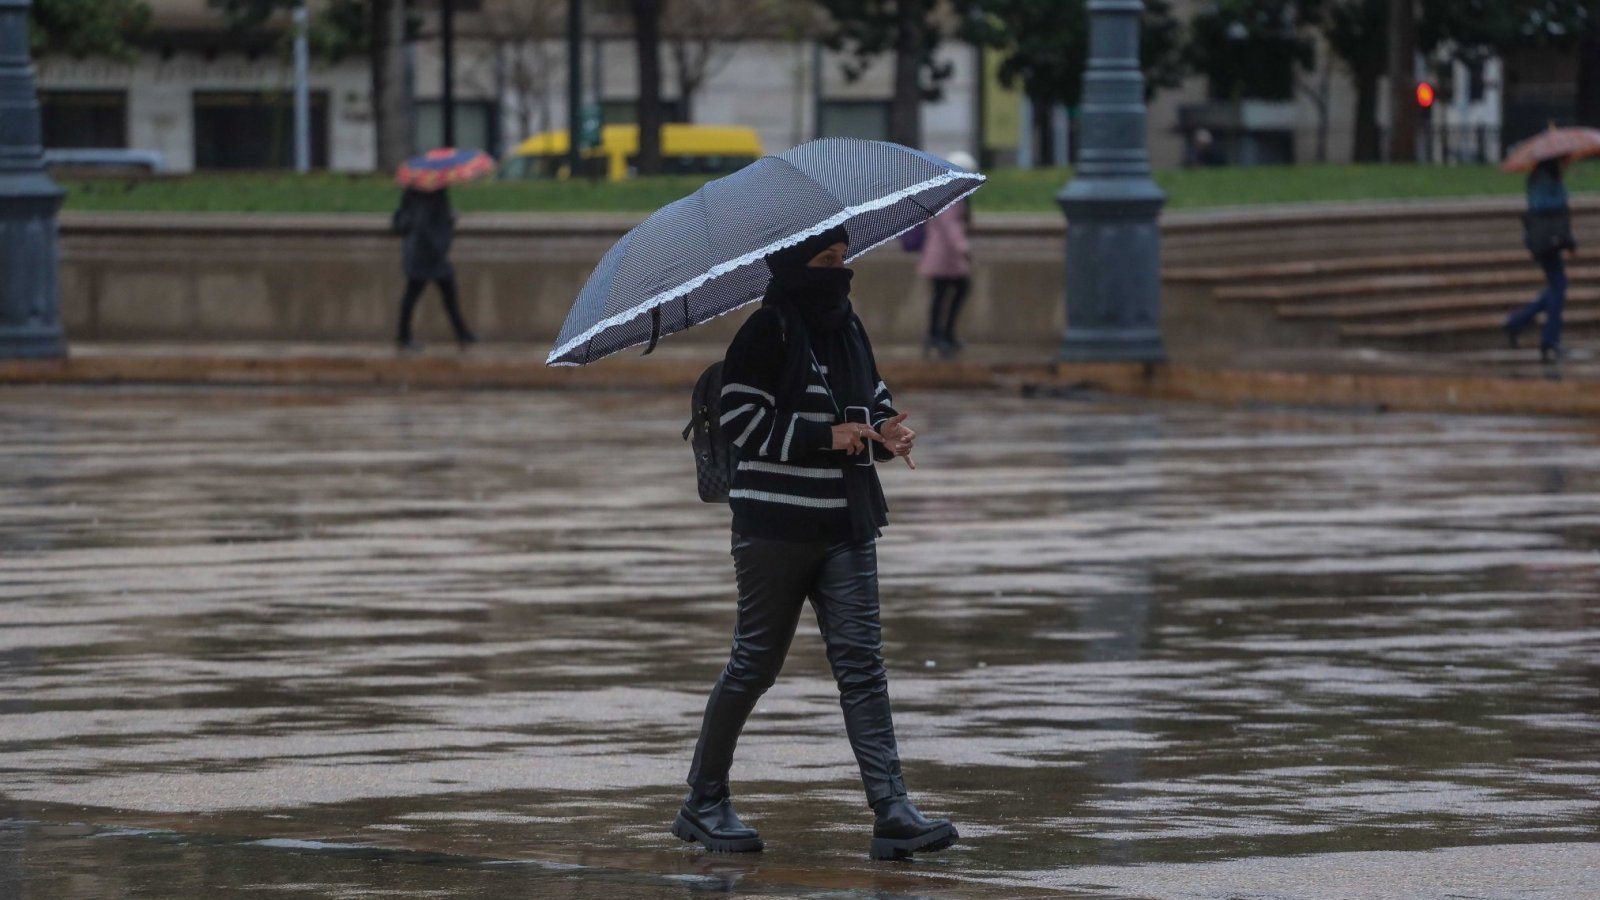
[{"xmin": 785, "ymin": 267, "xmax": 855, "ymax": 333}]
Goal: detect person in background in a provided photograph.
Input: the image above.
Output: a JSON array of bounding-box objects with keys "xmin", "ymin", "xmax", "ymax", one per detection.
[
  {"xmin": 1504, "ymin": 158, "xmax": 1576, "ymax": 362},
  {"xmin": 919, "ymin": 150, "xmax": 977, "ymax": 359},
  {"xmin": 1185, "ymin": 128, "xmax": 1227, "ymax": 167},
  {"xmin": 391, "ymin": 187, "xmax": 477, "ymax": 352}
]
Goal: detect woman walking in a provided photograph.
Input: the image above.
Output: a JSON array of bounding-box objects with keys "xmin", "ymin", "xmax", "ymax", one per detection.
[
  {"xmin": 1504, "ymin": 158, "xmax": 1577, "ymax": 361},
  {"xmin": 919, "ymin": 151, "xmax": 976, "ymax": 358},
  {"xmin": 673, "ymin": 226, "xmax": 959, "ymax": 860},
  {"xmin": 392, "ymin": 187, "xmax": 476, "ymax": 352}
]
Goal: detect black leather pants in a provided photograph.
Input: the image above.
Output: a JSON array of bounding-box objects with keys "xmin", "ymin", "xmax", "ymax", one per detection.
[{"xmin": 687, "ymin": 533, "xmax": 907, "ymax": 806}]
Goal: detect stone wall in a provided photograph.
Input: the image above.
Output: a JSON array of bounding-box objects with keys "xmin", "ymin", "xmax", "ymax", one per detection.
[{"xmin": 58, "ymin": 196, "xmax": 1600, "ymax": 357}]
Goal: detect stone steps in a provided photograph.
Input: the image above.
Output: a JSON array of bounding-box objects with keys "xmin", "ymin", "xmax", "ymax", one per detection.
[
  {"xmin": 1215, "ymin": 266, "xmax": 1600, "ymax": 303},
  {"xmin": 1279, "ymin": 287, "xmax": 1600, "ymax": 321},
  {"xmin": 1340, "ymin": 308, "xmax": 1600, "ymax": 340},
  {"xmin": 1175, "ymin": 246, "xmax": 1596, "ymax": 347},
  {"xmin": 1165, "ymin": 249, "xmax": 1532, "ymax": 285}
]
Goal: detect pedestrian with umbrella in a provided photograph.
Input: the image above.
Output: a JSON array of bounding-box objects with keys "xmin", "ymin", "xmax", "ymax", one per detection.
[
  {"xmin": 392, "ymin": 148, "xmax": 492, "ymax": 352},
  {"xmin": 1500, "ymin": 126, "xmax": 1598, "ymax": 361},
  {"xmin": 547, "ymin": 139, "xmax": 983, "ymax": 860}
]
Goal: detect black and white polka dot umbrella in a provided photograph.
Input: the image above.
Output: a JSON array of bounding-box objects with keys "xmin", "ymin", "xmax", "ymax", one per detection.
[{"xmin": 546, "ymin": 139, "xmax": 984, "ymax": 367}]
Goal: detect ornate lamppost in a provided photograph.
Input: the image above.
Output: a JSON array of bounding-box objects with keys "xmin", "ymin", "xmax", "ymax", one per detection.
[
  {"xmin": 0, "ymin": 0, "xmax": 66, "ymax": 359},
  {"xmin": 1058, "ymin": 0, "xmax": 1165, "ymax": 363}
]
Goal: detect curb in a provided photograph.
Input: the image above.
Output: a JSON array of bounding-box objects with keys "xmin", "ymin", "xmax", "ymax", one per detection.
[{"xmin": 2, "ymin": 352, "xmax": 1597, "ymax": 418}]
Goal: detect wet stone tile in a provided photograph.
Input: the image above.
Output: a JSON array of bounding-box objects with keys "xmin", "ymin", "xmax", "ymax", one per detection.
[{"xmin": 1, "ymin": 387, "xmax": 1598, "ymax": 898}]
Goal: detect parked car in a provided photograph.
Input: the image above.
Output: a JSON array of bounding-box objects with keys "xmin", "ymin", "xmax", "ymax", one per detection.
[
  {"xmin": 501, "ymin": 124, "xmax": 764, "ymax": 181},
  {"xmin": 43, "ymin": 148, "xmax": 167, "ymax": 176}
]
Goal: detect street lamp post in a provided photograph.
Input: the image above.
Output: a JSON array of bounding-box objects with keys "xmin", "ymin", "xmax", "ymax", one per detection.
[
  {"xmin": 0, "ymin": 0, "xmax": 67, "ymax": 360},
  {"xmin": 292, "ymin": 1, "xmax": 310, "ymax": 172},
  {"xmin": 1057, "ymin": 0, "xmax": 1166, "ymax": 363},
  {"xmin": 567, "ymin": 0, "xmax": 583, "ymax": 177}
]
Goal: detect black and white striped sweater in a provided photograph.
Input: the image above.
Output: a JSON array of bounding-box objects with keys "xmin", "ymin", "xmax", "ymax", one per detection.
[{"xmin": 719, "ymin": 307, "xmax": 897, "ymax": 543}]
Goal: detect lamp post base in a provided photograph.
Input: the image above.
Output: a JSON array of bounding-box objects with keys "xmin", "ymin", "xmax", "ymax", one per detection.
[
  {"xmin": 0, "ymin": 325, "xmax": 67, "ymax": 359},
  {"xmin": 1059, "ymin": 327, "xmax": 1166, "ymax": 364},
  {"xmin": 1058, "ymin": 184, "xmax": 1167, "ymax": 364}
]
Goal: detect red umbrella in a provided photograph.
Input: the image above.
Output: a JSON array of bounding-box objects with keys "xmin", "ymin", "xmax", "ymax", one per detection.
[
  {"xmin": 1500, "ymin": 126, "xmax": 1600, "ymax": 172},
  {"xmin": 395, "ymin": 147, "xmax": 495, "ymax": 191}
]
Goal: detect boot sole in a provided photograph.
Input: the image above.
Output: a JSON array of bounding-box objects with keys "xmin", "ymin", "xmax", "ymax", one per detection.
[
  {"xmin": 671, "ymin": 812, "xmax": 764, "ymax": 853},
  {"xmin": 870, "ymin": 823, "xmax": 958, "ymax": 860}
]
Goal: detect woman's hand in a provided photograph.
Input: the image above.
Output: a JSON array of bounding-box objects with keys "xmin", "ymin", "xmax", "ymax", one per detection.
[
  {"xmin": 880, "ymin": 412, "xmax": 918, "ymax": 470},
  {"xmin": 831, "ymin": 423, "xmax": 884, "ymax": 455}
]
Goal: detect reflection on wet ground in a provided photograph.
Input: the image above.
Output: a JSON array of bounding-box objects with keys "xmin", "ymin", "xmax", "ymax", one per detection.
[{"xmin": 2, "ymin": 387, "xmax": 1598, "ymax": 899}]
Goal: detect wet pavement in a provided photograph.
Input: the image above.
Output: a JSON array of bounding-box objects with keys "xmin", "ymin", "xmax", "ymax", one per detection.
[{"xmin": 2, "ymin": 386, "xmax": 1598, "ymax": 899}]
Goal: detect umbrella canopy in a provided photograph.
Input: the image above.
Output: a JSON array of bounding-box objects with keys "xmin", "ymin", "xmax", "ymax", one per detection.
[
  {"xmin": 396, "ymin": 147, "xmax": 495, "ymax": 191},
  {"xmin": 1500, "ymin": 126, "xmax": 1600, "ymax": 172},
  {"xmin": 546, "ymin": 138, "xmax": 985, "ymax": 367}
]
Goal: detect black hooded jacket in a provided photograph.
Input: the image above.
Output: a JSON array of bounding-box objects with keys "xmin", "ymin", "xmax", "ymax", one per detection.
[{"xmin": 717, "ymin": 228, "xmax": 897, "ymax": 544}]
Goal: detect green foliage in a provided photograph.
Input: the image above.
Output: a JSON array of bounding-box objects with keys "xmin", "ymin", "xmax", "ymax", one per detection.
[
  {"xmin": 1319, "ymin": 0, "xmax": 1386, "ymax": 77},
  {"xmin": 958, "ymin": 0, "xmax": 1184, "ymax": 108},
  {"xmin": 814, "ymin": 0, "xmax": 952, "ymax": 99},
  {"xmin": 1420, "ymin": 0, "xmax": 1594, "ymax": 59},
  {"xmin": 28, "ymin": 0, "xmax": 150, "ymax": 59},
  {"xmin": 308, "ymin": 0, "xmax": 369, "ymax": 59},
  {"xmin": 216, "ymin": 0, "xmax": 369, "ymax": 59},
  {"xmin": 1186, "ymin": 0, "xmax": 1315, "ymax": 102},
  {"xmin": 960, "ymin": 0, "xmax": 1087, "ymax": 108}
]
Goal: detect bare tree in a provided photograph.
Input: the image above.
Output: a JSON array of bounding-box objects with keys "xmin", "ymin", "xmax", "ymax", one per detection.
[
  {"xmin": 371, "ymin": 0, "xmax": 410, "ymax": 170},
  {"xmin": 479, "ymin": 0, "xmax": 566, "ymax": 144},
  {"xmin": 660, "ymin": 0, "xmax": 793, "ymax": 121},
  {"xmin": 1298, "ymin": 46, "xmax": 1334, "ymax": 164}
]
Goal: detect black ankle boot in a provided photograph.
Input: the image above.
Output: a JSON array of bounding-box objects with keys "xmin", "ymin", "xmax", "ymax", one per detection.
[
  {"xmin": 672, "ymin": 791, "xmax": 763, "ymax": 853},
  {"xmin": 869, "ymin": 795, "xmax": 958, "ymax": 860}
]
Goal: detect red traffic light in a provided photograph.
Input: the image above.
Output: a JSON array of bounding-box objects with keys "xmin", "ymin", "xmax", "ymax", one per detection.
[{"xmin": 1416, "ymin": 81, "xmax": 1436, "ymax": 108}]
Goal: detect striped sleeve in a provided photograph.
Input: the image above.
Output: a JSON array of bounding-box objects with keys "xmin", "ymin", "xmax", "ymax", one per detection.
[{"xmin": 720, "ymin": 309, "xmax": 834, "ymax": 463}]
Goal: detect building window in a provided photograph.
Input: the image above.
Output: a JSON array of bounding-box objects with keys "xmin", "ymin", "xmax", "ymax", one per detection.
[
  {"xmin": 599, "ymin": 99, "xmax": 688, "ymax": 127},
  {"xmin": 193, "ymin": 91, "xmax": 329, "ymax": 169},
  {"xmin": 818, "ymin": 100, "xmax": 890, "ymax": 141},
  {"xmin": 40, "ymin": 91, "xmax": 127, "ymax": 148},
  {"xmin": 415, "ymin": 101, "xmax": 498, "ymax": 154}
]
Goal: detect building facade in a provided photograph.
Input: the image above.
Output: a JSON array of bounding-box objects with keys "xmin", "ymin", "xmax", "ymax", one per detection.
[
  {"xmin": 34, "ymin": 0, "xmax": 1547, "ymax": 175},
  {"xmin": 35, "ymin": 0, "xmax": 983, "ymax": 174}
]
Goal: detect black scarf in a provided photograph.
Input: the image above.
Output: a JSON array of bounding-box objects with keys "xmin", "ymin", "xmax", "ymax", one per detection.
[{"xmin": 762, "ymin": 266, "xmax": 888, "ymax": 543}]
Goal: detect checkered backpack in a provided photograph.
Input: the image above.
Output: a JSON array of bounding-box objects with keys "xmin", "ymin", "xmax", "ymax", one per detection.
[{"xmin": 683, "ymin": 361, "xmax": 738, "ymax": 503}]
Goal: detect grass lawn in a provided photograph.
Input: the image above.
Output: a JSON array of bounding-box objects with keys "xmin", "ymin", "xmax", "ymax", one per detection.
[{"xmin": 58, "ymin": 163, "xmax": 1600, "ymax": 216}]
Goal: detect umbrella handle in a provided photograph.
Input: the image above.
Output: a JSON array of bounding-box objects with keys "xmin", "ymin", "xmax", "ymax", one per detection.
[{"xmin": 642, "ymin": 306, "xmax": 662, "ymax": 356}]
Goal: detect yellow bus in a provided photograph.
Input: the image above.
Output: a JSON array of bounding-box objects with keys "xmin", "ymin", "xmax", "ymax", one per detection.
[{"xmin": 500, "ymin": 124, "xmax": 765, "ymax": 181}]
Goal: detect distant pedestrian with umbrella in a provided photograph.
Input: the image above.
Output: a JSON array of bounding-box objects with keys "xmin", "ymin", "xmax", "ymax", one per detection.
[
  {"xmin": 1501, "ymin": 126, "xmax": 1597, "ymax": 361},
  {"xmin": 546, "ymin": 139, "xmax": 983, "ymax": 860},
  {"xmin": 391, "ymin": 148, "xmax": 492, "ymax": 352}
]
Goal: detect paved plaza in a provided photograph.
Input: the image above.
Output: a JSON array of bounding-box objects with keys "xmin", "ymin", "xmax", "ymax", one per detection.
[{"xmin": 2, "ymin": 386, "xmax": 1598, "ymax": 898}]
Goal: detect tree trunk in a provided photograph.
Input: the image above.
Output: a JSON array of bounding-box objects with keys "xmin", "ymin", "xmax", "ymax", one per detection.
[
  {"xmin": 1386, "ymin": 0, "xmax": 1417, "ymax": 163},
  {"xmin": 371, "ymin": 0, "xmax": 410, "ymax": 170},
  {"xmin": 1353, "ymin": 63, "xmax": 1381, "ymax": 162},
  {"xmin": 1578, "ymin": 14, "xmax": 1600, "ymax": 127},
  {"xmin": 1031, "ymin": 92, "xmax": 1053, "ymax": 166},
  {"xmin": 672, "ymin": 40, "xmax": 696, "ymax": 124},
  {"xmin": 633, "ymin": 0, "xmax": 663, "ymax": 174},
  {"xmin": 888, "ymin": 0, "xmax": 922, "ymax": 148}
]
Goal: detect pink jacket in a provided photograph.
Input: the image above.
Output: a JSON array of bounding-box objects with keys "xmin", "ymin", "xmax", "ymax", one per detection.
[{"xmin": 917, "ymin": 201, "xmax": 971, "ymax": 279}]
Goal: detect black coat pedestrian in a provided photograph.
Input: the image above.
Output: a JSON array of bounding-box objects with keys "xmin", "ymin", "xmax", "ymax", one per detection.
[{"xmin": 392, "ymin": 189, "xmax": 456, "ymax": 281}]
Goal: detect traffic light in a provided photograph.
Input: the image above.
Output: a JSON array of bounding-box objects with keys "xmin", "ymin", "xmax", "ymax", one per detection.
[{"xmin": 1416, "ymin": 81, "xmax": 1436, "ymax": 110}]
